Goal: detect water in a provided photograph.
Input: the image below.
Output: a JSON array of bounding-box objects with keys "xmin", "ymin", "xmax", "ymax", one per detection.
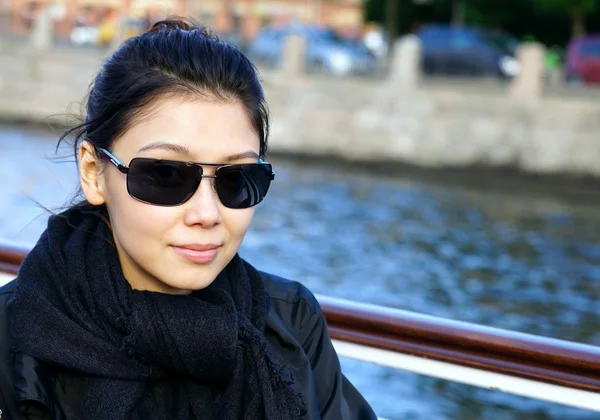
[{"xmin": 2, "ymin": 123, "xmax": 600, "ymax": 420}]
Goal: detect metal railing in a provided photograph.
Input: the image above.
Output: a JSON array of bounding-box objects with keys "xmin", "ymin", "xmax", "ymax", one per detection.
[{"xmin": 320, "ymin": 294, "xmax": 600, "ymax": 412}]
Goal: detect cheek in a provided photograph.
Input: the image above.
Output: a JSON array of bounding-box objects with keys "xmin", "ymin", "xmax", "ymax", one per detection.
[
  {"xmin": 103, "ymin": 175, "xmax": 174, "ymax": 247},
  {"xmin": 101, "ymin": 169, "xmax": 129, "ymax": 208},
  {"xmin": 222, "ymin": 208, "xmax": 255, "ymax": 242}
]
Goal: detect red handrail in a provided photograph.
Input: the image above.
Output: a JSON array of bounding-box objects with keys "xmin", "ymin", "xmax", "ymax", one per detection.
[
  {"xmin": 2, "ymin": 240, "xmax": 600, "ymax": 393},
  {"xmin": 318, "ymin": 295, "xmax": 600, "ymax": 392},
  {"xmin": 0, "ymin": 241, "xmax": 28, "ymax": 275}
]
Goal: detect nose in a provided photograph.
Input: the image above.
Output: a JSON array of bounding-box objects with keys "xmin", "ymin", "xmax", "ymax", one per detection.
[{"xmin": 182, "ymin": 177, "xmax": 222, "ymax": 228}]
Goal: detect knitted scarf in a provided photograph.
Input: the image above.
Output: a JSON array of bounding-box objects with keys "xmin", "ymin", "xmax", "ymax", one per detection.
[{"xmin": 12, "ymin": 207, "xmax": 304, "ymax": 419}]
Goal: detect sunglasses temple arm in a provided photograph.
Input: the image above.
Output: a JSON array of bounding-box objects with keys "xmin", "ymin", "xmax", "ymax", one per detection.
[
  {"xmin": 258, "ymin": 159, "xmax": 275, "ymax": 180},
  {"xmin": 97, "ymin": 148, "xmax": 129, "ymax": 174}
]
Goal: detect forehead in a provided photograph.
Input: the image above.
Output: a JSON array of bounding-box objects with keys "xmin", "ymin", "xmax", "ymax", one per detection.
[{"xmin": 113, "ymin": 97, "xmax": 259, "ymax": 160}]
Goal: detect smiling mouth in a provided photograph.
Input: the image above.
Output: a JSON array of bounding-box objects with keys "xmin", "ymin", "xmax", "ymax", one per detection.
[{"xmin": 171, "ymin": 245, "xmax": 221, "ymax": 264}]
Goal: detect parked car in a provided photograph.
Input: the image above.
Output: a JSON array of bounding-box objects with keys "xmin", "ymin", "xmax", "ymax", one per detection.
[
  {"xmin": 483, "ymin": 28, "xmax": 520, "ymax": 56},
  {"xmin": 247, "ymin": 24, "xmax": 377, "ymax": 77},
  {"xmin": 565, "ymin": 35, "xmax": 600, "ymax": 84},
  {"xmin": 416, "ymin": 24, "xmax": 520, "ymax": 79},
  {"xmin": 70, "ymin": 25, "xmax": 99, "ymax": 46}
]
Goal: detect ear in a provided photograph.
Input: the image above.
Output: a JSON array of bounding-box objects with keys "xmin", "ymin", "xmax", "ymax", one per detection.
[{"xmin": 79, "ymin": 141, "xmax": 106, "ymax": 206}]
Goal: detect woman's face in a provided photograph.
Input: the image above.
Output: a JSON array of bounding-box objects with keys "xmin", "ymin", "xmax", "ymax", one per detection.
[{"xmin": 79, "ymin": 98, "xmax": 260, "ymax": 294}]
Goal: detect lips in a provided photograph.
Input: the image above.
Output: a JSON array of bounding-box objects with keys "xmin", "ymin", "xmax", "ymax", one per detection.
[
  {"xmin": 171, "ymin": 244, "xmax": 221, "ymax": 264},
  {"xmin": 176, "ymin": 243, "xmax": 221, "ymax": 252}
]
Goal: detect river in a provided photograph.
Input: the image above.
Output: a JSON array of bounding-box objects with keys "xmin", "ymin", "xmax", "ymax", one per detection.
[{"xmin": 1, "ymin": 123, "xmax": 599, "ymax": 420}]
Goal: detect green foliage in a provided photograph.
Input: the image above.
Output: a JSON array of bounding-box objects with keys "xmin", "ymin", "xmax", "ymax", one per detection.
[
  {"xmin": 534, "ymin": 0, "xmax": 597, "ymax": 36},
  {"xmin": 461, "ymin": 0, "xmax": 527, "ymax": 26},
  {"xmin": 534, "ymin": 0, "xmax": 597, "ymax": 13}
]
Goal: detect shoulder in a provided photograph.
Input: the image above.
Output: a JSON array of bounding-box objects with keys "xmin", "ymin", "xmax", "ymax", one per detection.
[
  {"xmin": 0, "ymin": 280, "xmax": 16, "ymax": 356},
  {"xmin": 0, "ymin": 279, "xmax": 15, "ymax": 309},
  {"xmin": 0, "ymin": 279, "xmax": 16, "ymax": 342},
  {"xmin": 260, "ymin": 271, "xmax": 324, "ymax": 340},
  {"xmin": 0, "ymin": 280, "xmax": 15, "ymax": 325},
  {"xmin": 0, "ymin": 281, "xmax": 16, "ymax": 408},
  {"xmin": 261, "ymin": 271, "xmax": 321, "ymax": 316}
]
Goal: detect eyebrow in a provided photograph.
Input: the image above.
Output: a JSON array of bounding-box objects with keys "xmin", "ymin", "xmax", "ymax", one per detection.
[
  {"xmin": 224, "ymin": 151, "xmax": 260, "ymax": 161},
  {"xmin": 138, "ymin": 142, "xmax": 192, "ymax": 157},
  {"xmin": 137, "ymin": 142, "xmax": 260, "ymax": 162}
]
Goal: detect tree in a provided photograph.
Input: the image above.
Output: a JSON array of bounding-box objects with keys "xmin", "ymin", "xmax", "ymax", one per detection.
[
  {"xmin": 534, "ymin": 0, "xmax": 597, "ymax": 38},
  {"xmin": 386, "ymin": 0, "xmax": 400, "ymax": 41},
  {"xmin": 452, "ymin": 0, "xmax": 465, "ymax": 26}
]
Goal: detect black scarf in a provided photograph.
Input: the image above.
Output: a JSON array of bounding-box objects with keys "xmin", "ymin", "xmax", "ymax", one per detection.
[{"xmin": 11, "ymin": 207, "xmax": 304, "ymax": 419}]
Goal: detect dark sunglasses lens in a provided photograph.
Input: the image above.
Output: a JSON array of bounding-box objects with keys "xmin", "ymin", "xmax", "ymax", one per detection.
[
  {"xmin": 216, "ymin": 163, "xmax": 273, "ymax": 209},
  {"xmin": 127, "ymin": 158, "xmax": 200, "ymax": 206}
]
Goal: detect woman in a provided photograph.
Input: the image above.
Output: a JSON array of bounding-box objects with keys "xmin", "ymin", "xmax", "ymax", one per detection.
[{"xmin": 0, "ymin": 18, "xmax": 377, "ymax": 420}]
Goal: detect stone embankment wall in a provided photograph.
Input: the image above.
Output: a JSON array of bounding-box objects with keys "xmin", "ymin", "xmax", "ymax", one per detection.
[{"xmin": 1, "ymin": 36, "xmax": 600, "ymax": 177}]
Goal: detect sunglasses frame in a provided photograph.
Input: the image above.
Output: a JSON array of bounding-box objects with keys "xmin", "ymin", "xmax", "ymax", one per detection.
[{"xmin": 95, "ymin": 147, "xmax": 275, "ymax": 207}]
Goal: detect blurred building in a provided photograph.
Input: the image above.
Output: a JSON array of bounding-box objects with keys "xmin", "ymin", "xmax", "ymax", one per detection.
[
  {"xmin": 2, "ymin": 0, "xmax": 364, "ymax": 41},
  {"xmin": 194, "ymin": 0, "xmax": 363, "ymax": 39}
]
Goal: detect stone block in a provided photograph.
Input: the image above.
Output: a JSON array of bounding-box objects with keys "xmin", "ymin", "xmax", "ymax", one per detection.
[
  {"xmin": 388, "ymin": 35, "xmax": 422, "ymax": 92},
  {"xmin": 509, "ymin": 43, "xmax": 546, "ymax": 100},
  {"xmin": 31, "ymin": 7, "xmax": 53, "ymax": 50},
  {"xmin": 281, "ymin": 33, "xmax": 307, "ymax": 79}
]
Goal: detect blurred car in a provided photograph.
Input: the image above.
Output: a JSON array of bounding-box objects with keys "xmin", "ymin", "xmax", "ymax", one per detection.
[
  {"xmin": 483, "ymin": 28, "xmax": 520, "ymax": 56},
  {"xmin": 70, "ymin": 25, "xmax": 99, "ymax": 46},
  {"xmin": 416, "ymin": 24, "xmax": 520, "ymax": 79},
  {"xmin": 565, "ymin": 35, "xmax": 600, "ymax": 84},
  {"xmin": 247, "ymin": 24, "xmax": 377, "ymax": 77}
]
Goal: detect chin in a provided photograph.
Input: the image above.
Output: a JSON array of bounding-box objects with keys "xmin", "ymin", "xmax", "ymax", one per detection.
[
  {"xmin": 169, "ymin": 271, "xmax": 219, "ymax": 292},
  {"xmin": 189, "ymin": 278, "xmax": 218, "ymax": 291}
]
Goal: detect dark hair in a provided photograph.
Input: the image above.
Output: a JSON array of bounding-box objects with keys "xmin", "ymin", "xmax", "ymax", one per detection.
[{"xmin": 58, "ymin": 17, "xmax": 269, "ymax": 164}]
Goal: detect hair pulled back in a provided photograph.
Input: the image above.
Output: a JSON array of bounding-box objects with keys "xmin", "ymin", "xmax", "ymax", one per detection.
[{"xmin": 59, "ymin": 17, "xmax": 269, "ymax": 160}]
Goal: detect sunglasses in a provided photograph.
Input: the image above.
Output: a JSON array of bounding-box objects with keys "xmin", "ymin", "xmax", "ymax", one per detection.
[{"xmin": 96, "ymin": 148, "xmax": 274, "ymax": 209}]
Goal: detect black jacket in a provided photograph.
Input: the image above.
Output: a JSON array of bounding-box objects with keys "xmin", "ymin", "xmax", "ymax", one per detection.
[{"xmin": 0, "ymin": 272, "xmax": 377, "ymax": 420}]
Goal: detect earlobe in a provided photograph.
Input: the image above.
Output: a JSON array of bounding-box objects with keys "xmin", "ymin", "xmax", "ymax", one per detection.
[{"xmin": 79, "ymin": 141, "xmax": 106, "ymax": 206}]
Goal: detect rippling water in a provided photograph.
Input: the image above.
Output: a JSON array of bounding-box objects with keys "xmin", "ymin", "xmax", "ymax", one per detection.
[{"xmin": 2, "ymin": 123, "xmax": 599, "ymax": 420}]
